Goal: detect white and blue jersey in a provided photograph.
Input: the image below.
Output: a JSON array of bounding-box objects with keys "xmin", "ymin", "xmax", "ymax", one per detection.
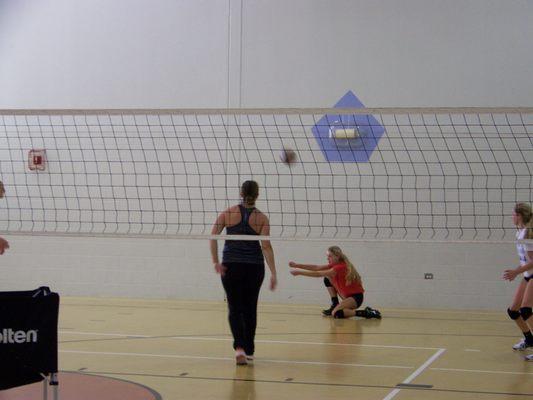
[{"xmin": 516, "ymin": 228, "xmax": 533, "ymax": 278}]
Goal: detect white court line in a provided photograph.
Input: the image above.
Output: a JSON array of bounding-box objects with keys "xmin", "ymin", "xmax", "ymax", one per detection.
[
  {"xmin": 382, "ymin": 348, "xmax": 446, "ymax": 400},
  {"xmin": 464, "ymin": 349, "xmax": 481, "ymax": 352},
  {"xmin": 59, "ymin": 349, "xmax": 413, "ymax": 369},
  {"xmin": 244, "ymin": 338, "xmax": 438, "ymax": 351},
  {"xmin": 60, "ymin": 330, "xmax": 440, "ymax": 350},
  {"xmin": 383, "ymin": 308, "xmax": 504, "ymax": 316},
  {"xmin": 61, "ymin": 330, "xmax": 148, "ymax": 338},
  {"xmin": 432, "ymin": 367, "xmax": 533, "ymax": 376}
]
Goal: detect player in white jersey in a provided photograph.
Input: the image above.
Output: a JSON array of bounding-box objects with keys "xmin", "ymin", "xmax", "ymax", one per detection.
[{"xmin": 503, "ymin": 203, "xmax": 533, "ymax": 360}]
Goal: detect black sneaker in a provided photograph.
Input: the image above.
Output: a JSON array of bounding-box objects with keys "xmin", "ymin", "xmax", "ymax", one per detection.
[
  {"xmin": 369, "ymin": 308, "xmax": 382, "ymax": 319},
  {"xmin": 362, "ymin": 306, "xmax": 373, "ymax": 319},
  {"xmin": 322, "ymin": 304, "xmax": 336, "ymax": 316},
  {"xmin": 365, "ymin": 306, "xmax": 382, "ymax": 319}
]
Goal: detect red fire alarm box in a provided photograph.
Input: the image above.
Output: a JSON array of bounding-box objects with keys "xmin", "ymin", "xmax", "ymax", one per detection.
[{"xmin": 28, "ymin": 149, "xmax": 46, "ymax": 171}]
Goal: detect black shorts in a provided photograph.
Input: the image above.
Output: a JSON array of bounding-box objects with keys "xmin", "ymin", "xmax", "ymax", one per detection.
[
  {"xmin": 525, "ymin": 275, "xmax": 532, "ymax": 282},
  {"xmin": 347, "ymin": 293, "xmax": 364, "ymax": 308}
]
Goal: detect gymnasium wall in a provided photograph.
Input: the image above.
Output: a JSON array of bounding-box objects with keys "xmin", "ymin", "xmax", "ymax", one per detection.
[
  {"xmin": 0, "ymin": 0, "xmax": 531, "ymax": 310},
  {"xmin": 1, "ymin": 0, "xmax": 532, "ymax": 108}
]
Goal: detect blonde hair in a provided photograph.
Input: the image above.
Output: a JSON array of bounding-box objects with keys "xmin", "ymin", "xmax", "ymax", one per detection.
[
  {"xmin": 515, "ymin": 203, "xmax": 533, "ymax": 239},
  {"xmin": 328, "ymin": 246, "xmax": 361, "ymax": 285}
]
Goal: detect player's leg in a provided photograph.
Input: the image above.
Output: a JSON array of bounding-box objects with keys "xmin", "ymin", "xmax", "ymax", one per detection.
[
  {"xmin": 221, "ymin": 263, "xmax": 248, "ymax": 364},
  {"xmin": 322, "ymin": 277, "xmax": 339, "ymax": 316},
  {"xmin": 519, "ymin": 279, "xmax": 533, "ymax": 360},
  {"xmin": 241, "ymin": 264, "xmax": 265, "ymax": 361},
  {"xmin": 332, "ymin": 294, "xmax": 362, "ymax": 318},
  {"xmin": 508, "ymin": 278, "xmax": 533, "ymax": 351}
]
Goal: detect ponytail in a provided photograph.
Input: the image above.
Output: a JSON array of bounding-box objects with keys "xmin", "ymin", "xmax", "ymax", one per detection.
[{"xmin": 241, "ymin": 180, "xmax": 259, "ymax": 206}]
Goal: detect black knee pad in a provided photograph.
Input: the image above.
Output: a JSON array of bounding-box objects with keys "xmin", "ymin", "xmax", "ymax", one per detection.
[
  {"xmin": 507, "ymin": 308, "xmax": 521, "ymax": 320},
  {"xmin": 333, "ymin": 310, "xmax": 345, "ymax": 319},
  {"xmin": 323, "ymin": 277, "xmax": 333, "ymax": 287},
  {"xmin": 520, "ymin": 307, "xmax": 532, "ymax": 321}
]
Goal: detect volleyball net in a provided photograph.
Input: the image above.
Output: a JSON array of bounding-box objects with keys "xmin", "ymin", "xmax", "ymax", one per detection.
[{"xmin": 0, "ymin": 107, "xmax": 531, "ymax": 242}]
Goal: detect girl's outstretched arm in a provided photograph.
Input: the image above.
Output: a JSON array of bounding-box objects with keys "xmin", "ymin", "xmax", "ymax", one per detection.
[
  {"xmin": 290, "ymin": 268, "xmax": 335, "ymax": 278},
  {"xmin": 289, "ymin": 261, "xmax": 330, "ymax": 271}
]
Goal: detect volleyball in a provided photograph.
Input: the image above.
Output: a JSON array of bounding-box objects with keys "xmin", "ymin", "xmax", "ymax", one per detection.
[{"xmin": 280, "ymin": 148, "xmax": 297, "ymax": 165}]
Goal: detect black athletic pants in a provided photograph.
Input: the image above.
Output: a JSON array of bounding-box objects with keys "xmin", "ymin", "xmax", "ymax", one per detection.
[{"xmin": 221, "ymin": 262, "xmax": 265, "ymax": 355}]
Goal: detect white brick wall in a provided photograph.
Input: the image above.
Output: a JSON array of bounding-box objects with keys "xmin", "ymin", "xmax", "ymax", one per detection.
[{"xmin": 0, "ymin": 235, "xmax": 517, "ymax": 310}]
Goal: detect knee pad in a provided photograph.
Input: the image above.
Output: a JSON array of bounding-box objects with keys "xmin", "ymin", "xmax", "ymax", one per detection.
[
  {"xmin": 323, "ymin": 277, "xmax": 333, "ymax": 287},
  {"xmin": 333, "ymin": 310, "xmax": 345, "ymax": 319},
  {"xmin": 520, "ymin": 307, "xmax": 532, "ymax": 321},
  {"xmin": 507, "ymin": 308, "xmax": 521, "ymax": 320}
]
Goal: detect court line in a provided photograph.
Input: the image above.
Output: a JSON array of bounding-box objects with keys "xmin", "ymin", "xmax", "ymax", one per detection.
[
  {"xmin": 253, "ymin": 338, "xmax": 439, "ymax": 351},
  {"xmin": 60, "ymin": 301, "xmax": 505, "ymax": 317},
  {"xmin": 59, "ymin": 303, "xmax": 512, "ymax": 325},
  {"xmin": 59, "ymin": 349, "xmax": 413, "ymax": 369},
  {"xmin": 59, "ymin": 329, "xmax": 518, "ymax": 343},
  {"xmin": 60, "ymin": 368, "xmax": 533, "ymax": 396},
  {"xmin": 382, "ymin": 348, "xmax": 446, "ymax": 400},
  {"xmin": 60, "ymin": 330, "xmax": 147, "ymax": 338},
  {"xmin": 432, "ymin": 367, "xmax": 533, "ymax": 376},
  {"xmin": 60, "ymin": 330, "xmax": 441, "ymax": 350}
]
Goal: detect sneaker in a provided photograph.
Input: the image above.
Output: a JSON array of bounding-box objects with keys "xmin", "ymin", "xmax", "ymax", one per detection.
[
  {"xmin": 360, "ymin": 306, "xmax": 377, "ymax": 319},
  {"xmin": 361, "ymin": 306, "xmax": 372, "ymax": 319},
  {"xmin": 235, "ymin": 349, "xmax": 247, "ymax": 365},
  {"xmin": 368, "ymin": 308, "xmax": 382, "ymax": 319},
  {"xmin": 513, "ymin": 339, "xmax": 533, "ymax": 351},
  {"xmin": 322, "ymin": 304, "xmax": 336, "ymax": 316},
  {"xmin": 246, "ymin": 355, "xmax": 254, "ymax": 364},
  {"xmin": 525, "ymin": 354, "xmax": 533, "ymax": 361}
]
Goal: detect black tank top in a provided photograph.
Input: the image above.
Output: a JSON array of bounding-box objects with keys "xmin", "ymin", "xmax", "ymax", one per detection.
[{"xmin": 222, "ymin": 205, "xmax": 264, "ymax": 265}]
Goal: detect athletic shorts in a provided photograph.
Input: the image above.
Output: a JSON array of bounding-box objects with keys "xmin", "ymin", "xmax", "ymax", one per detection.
[{"xmin": 347, "ymin": 293, "xmax": 364, "ymax": 308}]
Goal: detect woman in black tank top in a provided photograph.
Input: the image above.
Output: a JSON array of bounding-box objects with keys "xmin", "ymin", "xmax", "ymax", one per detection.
[{"xmin": 209, "ymin": 180, "xmax": 277, "ymax": 365}]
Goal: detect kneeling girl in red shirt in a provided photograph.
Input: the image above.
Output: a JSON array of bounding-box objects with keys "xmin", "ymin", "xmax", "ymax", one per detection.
[{"xmin": 289, "ymin": 246, "xmax": 370, "ymax": 319}]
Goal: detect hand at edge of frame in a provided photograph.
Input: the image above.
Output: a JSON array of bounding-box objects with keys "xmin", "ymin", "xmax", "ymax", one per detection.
[
  {"xmin": 0, "ymin": 237, "xmax": 9, "ymax": 255},
  {"xmin": 503, "ymin": 268, "xmax": 518, "ymax": 281},
  {"xmin": 214, "ymin": 263, "xmax": 227, "ymax": 276},
  {"xmin": 269, "ymin": 274, "xmax": 277, "ymax": 291}
]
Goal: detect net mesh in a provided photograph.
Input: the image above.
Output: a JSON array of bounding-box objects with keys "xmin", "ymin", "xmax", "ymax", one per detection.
[{"xmin": 0, "ymin": 108, "xmax": 531, "ymax": 241}]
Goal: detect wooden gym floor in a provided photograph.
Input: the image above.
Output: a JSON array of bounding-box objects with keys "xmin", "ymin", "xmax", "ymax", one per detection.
[{"xmin": 9, "ymin": 297, "xmax": 533, "ymax": 399}]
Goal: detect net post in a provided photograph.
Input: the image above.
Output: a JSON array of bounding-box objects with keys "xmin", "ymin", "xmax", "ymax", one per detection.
[{"xmin": 50, "ymin": 373, "xmax": 59, "ymax": 400}]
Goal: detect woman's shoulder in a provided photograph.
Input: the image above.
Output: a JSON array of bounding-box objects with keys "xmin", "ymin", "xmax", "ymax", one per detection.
[
  {"xmin": 252, "ymin": 208, "xmax": 268, "ymax": 221},
  {"xmin": 225, "ymin": 204, "xmax": 241, "ymax": 213}
]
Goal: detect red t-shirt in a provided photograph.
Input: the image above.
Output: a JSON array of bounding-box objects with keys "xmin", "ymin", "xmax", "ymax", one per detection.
[{"xmin": 330, "ymin": 262, "xmax": 364, "ymax": 298}]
